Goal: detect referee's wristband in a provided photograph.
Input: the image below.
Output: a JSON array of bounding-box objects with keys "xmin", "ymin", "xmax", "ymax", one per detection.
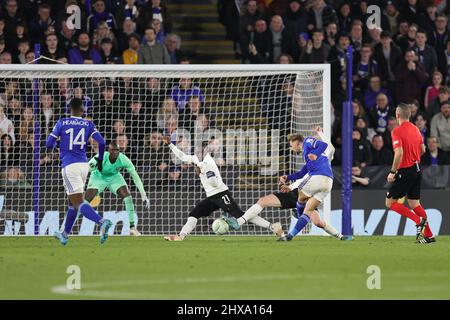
[{"xmin": 389, "ymin": 170, "xmax": 397, "ymax": 174}]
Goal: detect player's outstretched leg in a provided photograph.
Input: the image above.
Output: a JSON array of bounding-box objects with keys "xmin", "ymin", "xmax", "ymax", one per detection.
[
  {"xmin": 77, "ymin": 201, "xmax": 112, "ymax": 244},
  {"xmin": 165, "ymin": 217, "xmax": 198, "ymax": 241},
  {"xmin": 123, "ymin": 195, "xmax": 141, "ymax": 236}
]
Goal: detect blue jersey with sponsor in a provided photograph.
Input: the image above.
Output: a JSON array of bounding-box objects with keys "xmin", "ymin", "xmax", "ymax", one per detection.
[
  {"xmin": 50, "ymin": 117, "xmax": 98, "ymax": 168},
  {"xmin": 302, "ymin": 137, "xmax": 333, "ymax": 178}
]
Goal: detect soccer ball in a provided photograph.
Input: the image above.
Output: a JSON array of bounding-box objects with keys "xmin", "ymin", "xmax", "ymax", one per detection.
[{"xmin": 212, "ymin": 218, "xmax": 229, "ymax": 235}]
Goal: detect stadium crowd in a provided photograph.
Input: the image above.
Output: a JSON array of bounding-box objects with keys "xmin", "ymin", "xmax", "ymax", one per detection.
[
  {"xmin": 221, "ymin": 0, "xmax": 450, "ymax": 169},
  {"xmin": 1, "ymin": 0, "xmax": 450, "ymax": 188}
]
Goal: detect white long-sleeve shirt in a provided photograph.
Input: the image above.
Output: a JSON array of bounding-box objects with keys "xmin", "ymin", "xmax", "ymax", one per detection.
[{"xmin": 169, "ymin": 143, "xmax": 228, "ymax": 197}]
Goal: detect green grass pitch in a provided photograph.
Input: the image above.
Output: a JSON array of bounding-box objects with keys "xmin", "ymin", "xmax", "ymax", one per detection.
[{"xmin": 1, "ymin": 236, "xmax": 449, "ymax": 299}]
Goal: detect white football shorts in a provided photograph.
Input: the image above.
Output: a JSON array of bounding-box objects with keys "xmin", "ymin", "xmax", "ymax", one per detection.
[
  {"xmin": 61, "ymin": 162, "xmax": 89, "ymax": 195},
  {"xmin": 299, "ymin": 175, "xmax": 333, "ymax": 203}
]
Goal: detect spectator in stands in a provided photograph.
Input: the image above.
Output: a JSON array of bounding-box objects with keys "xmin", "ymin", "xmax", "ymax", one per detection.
[
  {"xmin": 170, "ymin": 77, "xmax": 205, "ymax": 112},
  {"xmin": 283, "ymin": 0, "xmax": 308, "ymax": 35},
  {"xmin": 299, "ymin": 29, "xmax": 330, "ymax": 63},
  {"xmin": 138, "ymin": 27, "xmax": 170, "ymax": 64},
  {"xmin": 13, "ymin": 39, "xmax": 29, "ymax": 64},
  {"xmin": 179, "ymin": 96, "xmax": 212, "ymax": 132},
  {"xmin": 415, "ymin": 113, "xmax": 428, "ymax": 143},
  {"xmin": 122, "ymin": 33, "xmax": 140, "ymax": 64},
  {"xmin": 0, "ymin": 133, "xmax": 16, "ymax": 169},
  {"xmin": 353, "ymin": 45, "xmax": 378, "ymax": 92},
  {"xmin": 0, "ymin": 19, "xmax": 5, "ymax": 42},
  {"xmin": 296, "ymin": 32, "xmax": 308, "ymax": 58},
  {"xmin": 28, "ymin": 3, "xmax": 54, "ymax": 44},
  {"xmin": 238, "ymin": 0, "xmax": 263, "ymax": 60},
  {"xmin": 116, "ymin": 0, "xmax": 140, "ymax": 27},
  {"xmin": 369, "ymin": 93, "xmax": 395, "ymax": 134},
  {"xmin": 16, "ymin": 106, "xmax": 34, "ymax": 168},
  {"xmin": 397, "ymin": 23, "xmax": 418, "ymax": 54},
  {"xmin": 0, "ymin": 38, "xmax": 6, "ymax": 56},
  {"xmin": 6, "ymin": 97, "xmax": 22, "ymax": 130},
  {"xmin": 68, "ymin": 32, "xmax": 103, "ymax": 64},
  {"xmin": 203, "ymin": 136, "xmax": 225, "ymax": 166},
  {"xmin": 125, "ymin": 96, "xmax": 152, "ymax": 146},
  {"xmin": 352, "ymin": 128, "xmax": 372, "ymax": 167},
  {"xmin": 395, "ymin": 49, "xmax": 428, "ymax": 104},
  {"xmin": 385, "ymin": 0, "xmax": 402, "ymax": 35},
  {"xmin": 139, "ymin": 0, "xmax": 172, "ymax": 35},
  {"xmin": 425, "ymin": 71, "xmax": 443, "ymax": 109},
  {"xmin": 374, "ymin": 31, "xmax": 402, "ymax": 94},
  {"xmin": 0, "ymin": 105, "xmax": 15, "ymax": 142},
  {"xmin": 355, "ymin": 116, "xmax": 375, "ymax": 142},
  {"xmin": 246, "ymin": 19, "xmax": 272, "ymax": 64},
  {"xmin": 156, "ymin": 98, "xmax": 178, "ymax": 132},
  {"xmin": 39, "ymin": 93, "xmax": 59, "ymax": 139},
  {"xmin": 349, "ymin": 21, "xmax": 364, "ymax": 53},
  {"xmin": 87, "ymin": 0, "xmax": 117, "ymax": 35},
  {"xmin": 383, "ymin": 115, "xmax": 398, "ymax": 149},
  {"xmin": 0, "ymin": 166, "xmax": 31, "ymax": 188},
  {"xmin": 41, "ymin": 33, "xmax": 67, "ymax": 64},
  {"xmin": 277, "ymin": 53, "xmax": 293, "ymax": 64},
  {"xmin": 68, "ymin": 85, "xmax": 94, "ymax": 116},
  {"xmin": 307, "ymin": 0, "xmax": 338, "ymax": 31},
  {"xmin": 429, "ymin": 14, "xmax": 449, "ymax": 58},
  {"xmin": 421, "ymin": 136, "xmax": 450, "ymax": 165},
  {"xmin": 93, "ymin": 21, "xmax": 116, "ymax": 49},
  {"xmin": 100, "ymin": 37, "xmax": 121, "ymax": 64},
  {"xmin": 0, "ymin": 51, "xmax": 12, "ymax": 64},
  {"xmin": 364, "ymin": 75, "xmax": 393, "ymax": 110},
  {"xmin": 440, "ymin": 39, "xmax": 450, "ymax": 84},
  {"xmin": 324, "ymin": 21, "xmax": 338, "ymax": 47},
  {"xmin": 430, "ymin": 100, "xmax": 450, "ymax": 155},
  {"xmin": 94, "ymin": 84, "xmax": 121, "ymax": 141},
  {"xmin": 165, "ymin": 34, "xmax": 184, "ymax": 64},
  {"xmin": 351, "ymin": 164, "xmax": 370, "ymax": 187},
  {"xmin": 1, "ymin": 0, "xmax": 25, "ymax": 49},
  {"xmin": 112, "ymin": 119, "xmax": 126, "ymax": 141},
  {"xmin": 150, "ymin": 18, "xmax": 166, "ymax": 44},
  {"xmin": 58, "ymin": 19, "xmax": 78, "ymax": 52},
  {"xmin": 408, "ymin": 99, "xmax": 420, "ymax": 121},
  {"xmin": 368, "ymin": 26, "xmax": 383, "ymax": 46},
  {"xmin": 142, "ymin": 77, "xmax": 166, "ymax": 112},
  {"xmin": 116, "ymin": 133, "xmax": 137, "ymax": 162},
  {"xmin": 418, "ymin": 3, "xmax": 437, "ymax": 38},
  {"xmin": 25, "ymin": 50, "xmax": 34, "ymax": 63},
  {"xmin": 269, "ymin": 15, "xmax": 298, "ymax": 63},
  {"xmin": 395, "ymin": 20, "xmax": 410, "ymax": 43},
  {"xmin": 117, "ymin": 18, "xmax": 138, "ymax": 54},
  {"xmin": 371, "ymin": 134, "xmax": 393, "ymax": 165},
  {"xmin": 139, "ymin": 131, "xmax": 170, "ymax": 176},
  {"xmin": 337, "ymin": 2, "xmax": 352, "ymax": 34},
  {"xmin": 352, "ymin": 100, "xmax": 367, "ymax": 124},
  {"xmin": 427, "ymin": 85, "xmax": 450, "ymax": 119},
  {"xmin": 329, "ymin": 32, "xmax": 351, "ymax": 96},
  {"xmin": 412, "ymin": 29, "xmax": 438, "ymax": 79}
]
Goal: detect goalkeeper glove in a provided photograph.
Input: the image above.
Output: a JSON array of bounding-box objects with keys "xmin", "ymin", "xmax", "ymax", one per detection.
[{"xmin": 143, "ymin": 197, "xmax": 150, "ymax": 210}]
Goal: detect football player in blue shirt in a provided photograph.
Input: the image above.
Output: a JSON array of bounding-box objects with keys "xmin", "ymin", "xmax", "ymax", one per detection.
[
  {"xmin": 46, "ymin": 98, "xmax": 112, "ymax": 245},
  {"xmin": 278, "ymin": 133, "xmax": 334, "ymax": 241}
]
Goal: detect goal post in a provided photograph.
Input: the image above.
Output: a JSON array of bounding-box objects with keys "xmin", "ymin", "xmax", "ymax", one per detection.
[{"xmin": 0, "ymin": 64, "xmax": 331, "ymax": 236}]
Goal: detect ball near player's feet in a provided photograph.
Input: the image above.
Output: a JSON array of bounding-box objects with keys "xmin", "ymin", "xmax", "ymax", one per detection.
[{"xmin": 212, "ymin": 218, "xmax": 229, "ymax": 235}]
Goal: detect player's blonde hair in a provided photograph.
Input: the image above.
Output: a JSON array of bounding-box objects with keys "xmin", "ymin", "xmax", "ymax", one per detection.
[{"xmin": 287, "ymin": 133, "xmax": 304, "ymax": 142}]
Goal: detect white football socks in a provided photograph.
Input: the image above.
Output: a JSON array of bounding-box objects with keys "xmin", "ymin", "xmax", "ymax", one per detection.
[
  {"xmin": 237, "ymin": 204, "xmax": 264, "ymax": 225},
  {"xmin": 323, "ymin": 222, "xmax": 342, "ymax": 239},
  {"xmin": 248, "ymin": 216, "xmax": 271, "ymax": 229},
  {"xmin": 179, "ymin": 217, "xmax": 198, "ymax": 239}
]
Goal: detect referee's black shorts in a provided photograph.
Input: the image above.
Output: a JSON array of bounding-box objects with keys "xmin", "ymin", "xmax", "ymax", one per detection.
[
  {"xmin": 273, "ymin": 189, "xmax": 299, "ymax": 209},
  {"xmin": 387, "ymin": 163, "xmax": 422, "ymax": 200}
]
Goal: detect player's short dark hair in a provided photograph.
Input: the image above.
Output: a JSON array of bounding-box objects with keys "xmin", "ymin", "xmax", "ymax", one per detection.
[
  {"xmin": 396, "ymin": 103, "xmax": 411, "ymax": 120},
  {"xmin": 69, "ymin": 97, "xmax": 83, "ymax": 113},
  {"xmin": 287, "ymin": 133, "xmax": 304, "ymax": 143},
  {"xmin": 109, "ymin": 141, "xmax": 119, "ymax": 149}
]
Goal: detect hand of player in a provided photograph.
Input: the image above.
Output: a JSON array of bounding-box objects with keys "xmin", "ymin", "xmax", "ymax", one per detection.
[
  {"xmin": 307, "ymin": 153, "xmax": 318, "ymax": 161},
  {"xmin": 387, "ymin": 172, "xmax": 396, "ymax": 183},
  {"xmin": 314, "ymin": 125, "xmax": 323, "ymax": 134},
  {"xmin": 162, "ymin": 136, "xmax": 171, "ymax": 145},
  {"xmin": 280, "ymin": 184, "xmax": 291, "ymax": 193},
  {"xmin": 95, "ymin": 157, "xmax": 103, "ymax": 172},
  {"xmin": 279, "ymin": 175, "xmax": 288, "ymax": 185}
]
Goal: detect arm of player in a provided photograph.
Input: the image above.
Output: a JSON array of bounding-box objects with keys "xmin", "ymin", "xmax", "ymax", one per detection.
[
  {"xmin": 45, "ymin": 120, "xmax": 61, "ymax": 149},
  {"xmin": 168, "ymin": 143, "xmax": 200, "ymax": 165},
  {"xmin": 91, "ymin": 131, "xmax": 105, "ymax": 172},
  {"xmin": 124, "ymin": 156, "xmax": 150, "ymax": 209},
  {"xmin": 387, "ymin": 147, "xmax": 403, "ymax": 182},
  {"xmin": 316, "ymin": 127, "xmax": 335, "ymax": 160},
  {"xmin": 286, "ymin": 165, "xmax": 308, "ymax": 182},
  {"xmin": 88, "ymin": 156, "xmax": 98, "ymax": 172}
]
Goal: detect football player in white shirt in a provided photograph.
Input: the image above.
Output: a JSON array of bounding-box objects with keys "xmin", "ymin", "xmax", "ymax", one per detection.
[{"xmin": 162, "ymin": 136, "xmax": 284, "ymax": 241}]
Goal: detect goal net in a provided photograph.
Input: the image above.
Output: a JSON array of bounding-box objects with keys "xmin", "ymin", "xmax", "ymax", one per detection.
[{"xmin": 0, "ymin": 64, "xmax": 330, "ymax": 236}]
